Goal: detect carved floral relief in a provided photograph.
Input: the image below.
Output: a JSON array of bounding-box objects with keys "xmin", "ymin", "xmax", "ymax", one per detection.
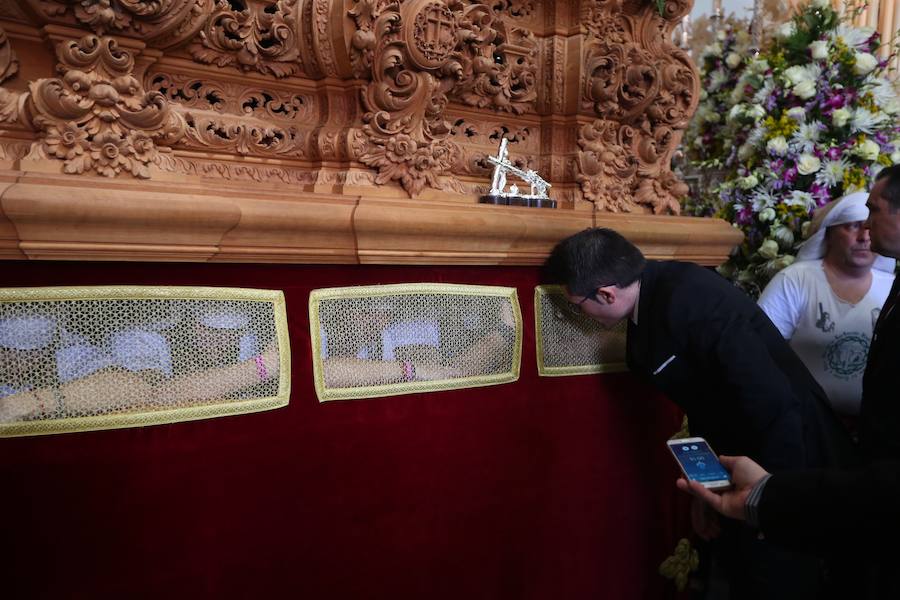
[
  {"xmin": 21, "ymin": 34, "xmax": 185, "ymax": 178},
  {"xmin": 576, "ymin": 0, "xmax": 697, "ymax": 214},
  {"xmin": 0, "ymin": 0, "xmax": 700, "ymax": 210},
  {"xmin": 28, "ymin": 0, "xmax": 209, "ymax": 45},
  {"xmin": 189, "ymin": 0, "xmax": 303, "ymax": 77},
  {"xmin": 350, "ymin": 0, "xmax": 541, "ymax": 196},
  {"xmin": 0, "ymin": 26, "xmax": 19, "ymax": 125}
]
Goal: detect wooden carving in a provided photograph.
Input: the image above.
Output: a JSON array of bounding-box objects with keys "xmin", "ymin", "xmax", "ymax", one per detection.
[
  {"xmin": 1, "ymin": 0, "xmax": 701, "ymax": 209},
  {"xmin": 28, "ymin": 0, "xmax": 209, "ymax": 45},
  {"xmin": 0, "ymin": 25, "xmax": 18, "ymax": 125},
  {"xmin": 21, "ymin": 34, "xmax": 185, "ymax": 178},
  {"xmin": 189, "ymin": 0, "xmax": 304, "ymax": 77},
  {"xmin": 349, "ymin": 0, "xmax": 541, "ymax": 196},
  {"xmin": 448, "ymin": 3, "xmax": 538, "ymax": 114},
  {"xmin": 577, "ymin": 0, "xmax": 697, "ymax": 213}
]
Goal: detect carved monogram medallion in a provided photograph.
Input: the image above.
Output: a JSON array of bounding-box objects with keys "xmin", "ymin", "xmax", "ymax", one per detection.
[{"xmin": 409, "ymin": 1, "xmax": 458, "ymax": 68}]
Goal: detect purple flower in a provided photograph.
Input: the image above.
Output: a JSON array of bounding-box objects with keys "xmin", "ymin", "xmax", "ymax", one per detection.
[
  {"xmin": 827, "ymin": 147, "xmax": 842, "ymax": 161},
  {"xmin": 827, "ymin": 94, "xmax": 846, "ymax": 109},
  {"xmin": 783, "ymin": 167, "xmax": 798, "ymax": 184}
]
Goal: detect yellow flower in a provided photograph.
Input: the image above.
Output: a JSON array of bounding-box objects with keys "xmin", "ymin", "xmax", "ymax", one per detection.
[{"xmin": 660, "ymin": 538, "xmax": 700, "ymax": 592}]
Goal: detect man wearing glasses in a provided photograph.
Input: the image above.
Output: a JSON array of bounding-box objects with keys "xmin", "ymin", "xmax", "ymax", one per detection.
[{"xmin": 544, "ymin": 228, "xmax": 856, "ymax": 600}]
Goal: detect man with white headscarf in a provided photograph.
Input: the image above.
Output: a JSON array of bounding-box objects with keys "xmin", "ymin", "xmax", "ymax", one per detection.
[{"xmin": 758, "ymin": 192, "xmax": 896, "ymax": 419}]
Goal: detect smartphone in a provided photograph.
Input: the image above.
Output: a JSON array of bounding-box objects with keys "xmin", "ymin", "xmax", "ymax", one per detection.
[{"xmin": 667, "ymin": 437, "xmax": 732, "ymax": 490}]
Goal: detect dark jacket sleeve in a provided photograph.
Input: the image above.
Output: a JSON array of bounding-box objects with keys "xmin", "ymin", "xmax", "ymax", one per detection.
[
  {"xmin": 759, "ymin": 461, "xmax": 900, "ymax": 555},
  {"xmin": 683, "ymin": 305, "xmax": 807, "ymax": 470}
]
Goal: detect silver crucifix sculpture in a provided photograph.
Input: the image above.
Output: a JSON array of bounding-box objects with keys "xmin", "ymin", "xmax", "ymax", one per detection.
[{"xmin": 482, "ymin": 137, "xmax": 553, "ymax": 207}]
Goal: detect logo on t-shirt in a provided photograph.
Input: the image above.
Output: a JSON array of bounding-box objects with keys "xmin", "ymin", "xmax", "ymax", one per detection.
[
  {"xmin": 816, "ymin": 302, "xmax": 835, "ymax": 333},
  {"xmin": 823, "ymin": 332, "xmax": 870, "ymax": 380}
]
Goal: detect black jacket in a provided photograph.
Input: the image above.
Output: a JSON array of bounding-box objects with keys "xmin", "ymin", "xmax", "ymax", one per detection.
[
  {"xmin": 859, "ymin": 276, "xmax": 900, "ymax": 460},
  {"xmin": 760, "ymin": 461, "xmax": 900, "ymax": 554},
  {"xmin": 626, "ymin": 261, "xmax": 857, "ymax": 471}
]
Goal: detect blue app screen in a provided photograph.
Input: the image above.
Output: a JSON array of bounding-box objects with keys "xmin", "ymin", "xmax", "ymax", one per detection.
[{"xmin": 672, "ymin": 441, "xmax": 730, "ymax": 483}]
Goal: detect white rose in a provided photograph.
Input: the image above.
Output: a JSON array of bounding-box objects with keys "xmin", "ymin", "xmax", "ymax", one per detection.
[
  {"xmin": 750, "ymin": 59, "xmax": 770, "ymax": 75},
  {"xmin": 706, "ymin": 111, "xmax": 721, "ymax": 123},
  {"xmin": 797, "ymin": 154, "xmax": 822, "ymax": 175},
  {"xmin": 809, "ymin": 40, "xmax": 829, "ymax": 60},
  {"xmin": 793, "ymin": 80, "xmax": 817, "ymax": 99},
  {"xmin": 784, "ymin": 66, "xmax": 810, "ymax": 85},
  {"xmin": 717, "ymin": 30, "xmax": 727, "ymax": 41},
  {"xmin": 738, "ymin": 174, "xmax": 759, "ymax": 190},
  {"xmin": 699, "ymin": 89, "xmax": 708, "ymax": 101},
  {"xmin": 853, "ymin": 52, "xmax": 878, "ymax": 75},
  {"xmin": 738, "ymin": 143, "xmax": 754, "ymax": 161},
  {"xmin": 831, "ymin": 108, "xmax": 851, "ymax": 128},
  {"xmin": 747, "ymin": 104, "xmax": 766, "ymax": 120},
  {"xmin": 892, "ymin": 150, "xmax": 900, "ymax": 165},
  {"xmin": 728, "ymin": 104, "xmax": 744, "ymax": 120},
  {"xmin": 704, "ymin": 43, "xmax": 723, "ymax": 57},
  {"xmin": 758, "ymin": 239, "xmax": 780, "ymax": 259},
  {"xmin": 726, "ymin": 53, "xmax": 742, "ymax": 69},
  {"xmin": 767, "ymin": 136, "xmax": 789, "ymax": 156},
  {"xmin": 855, "ymin": 138, "xmax": 880, "ymax": 161},
  {"xmin": 786, "ymin": 107, "xmax": 807, "ymax": 121},
  {"xmin": 778, "ymin": 22, "xmax": 795, "ymax": 40},
  {"xmin": 773, "ymin": 225, "xmax": 795, "ymax": 249},
  {"xmin": 758, "ymin": 207, "xmax": 777, "ymax": 222}
]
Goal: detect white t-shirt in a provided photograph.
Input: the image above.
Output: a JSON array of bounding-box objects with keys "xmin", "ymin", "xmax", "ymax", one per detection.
[{"xmin": 758, "ymin": 259, "xmax": 895, "ymax": 415}]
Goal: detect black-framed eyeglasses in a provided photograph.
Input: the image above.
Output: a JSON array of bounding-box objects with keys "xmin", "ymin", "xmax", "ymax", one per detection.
[{"xmin": 564, "ymin": 291, "xmax": 599, "ymax": 315}]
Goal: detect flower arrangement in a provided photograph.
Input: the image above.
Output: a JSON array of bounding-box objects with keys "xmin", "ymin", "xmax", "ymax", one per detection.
[
  {"xmin": 683, "ymin": 0, "xmax": 900, "ymax": 295},
  {"xmin": 684, "ymin": 23, "xmax": 755, "ymax": 170}
]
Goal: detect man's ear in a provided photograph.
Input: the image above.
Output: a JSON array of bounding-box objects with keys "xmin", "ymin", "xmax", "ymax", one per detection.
[{"xmin": 596, "ymin": 285, "xmax": 616, "ymax": 305}]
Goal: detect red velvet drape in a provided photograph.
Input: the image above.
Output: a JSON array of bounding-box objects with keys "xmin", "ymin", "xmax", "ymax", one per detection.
[{"xmin": 1, "ymin": 262, "xmax": 689, "ymax": 599}]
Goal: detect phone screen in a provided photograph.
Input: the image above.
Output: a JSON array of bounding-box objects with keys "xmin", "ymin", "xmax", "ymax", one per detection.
[{"xmin": 670, "ymin": 440, "xmax": 731, "ymax": 484}]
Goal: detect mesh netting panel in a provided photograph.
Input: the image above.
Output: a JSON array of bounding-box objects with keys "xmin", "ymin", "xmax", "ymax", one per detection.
[
  {"xmin": 535, "ymin": 285, "xmax": 628, "ymax": 376},
  {"xmin": 0, "ymin": 287, "xmax": 289, "ymax": 436},
  {"xmin": 310, "ymin": 284, "xmax": 521, "ymax": 401}
]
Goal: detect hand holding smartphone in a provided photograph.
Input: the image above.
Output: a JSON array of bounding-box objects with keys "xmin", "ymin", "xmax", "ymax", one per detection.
[{"xmin": 667, "ymin": 437, "xmax": 732, "ymax": 491}]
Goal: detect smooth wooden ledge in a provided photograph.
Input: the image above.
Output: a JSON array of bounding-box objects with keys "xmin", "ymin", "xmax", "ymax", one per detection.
[{"xmin": 0, "ymin": 170, "xmax": 742, "ymax": 266}]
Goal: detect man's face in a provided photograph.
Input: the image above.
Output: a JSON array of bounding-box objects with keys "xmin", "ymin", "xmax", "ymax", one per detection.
[
  {"xmin": 866, "ymin": 180, "xmax": 900, "ymax": 259},
  {"xmin": 564, "ymin": 288, "xmax": 626, "ymax": 329},
  {"xmin": 825, "ymin": 221, "xmax": 875, "ymax": 270}
]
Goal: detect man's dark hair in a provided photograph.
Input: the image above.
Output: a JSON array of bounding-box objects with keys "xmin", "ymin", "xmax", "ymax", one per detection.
[
  {"xmin": 875, "ymin": 164, "xmax": 900, "ymax": 211},
  {"xmin": 543, "ymin": 228, "xmax": 646, "ymax": 296}
]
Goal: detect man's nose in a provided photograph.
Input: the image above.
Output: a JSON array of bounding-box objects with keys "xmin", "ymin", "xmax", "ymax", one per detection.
[{"xmin": 860, "ymin": 226, "xmax": 871, "ymax": 241}]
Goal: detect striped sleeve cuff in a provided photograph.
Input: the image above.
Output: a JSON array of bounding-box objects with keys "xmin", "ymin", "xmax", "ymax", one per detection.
[{"xmin": 744, "ymin": 473, "xmax": 773, "ymax": 529}]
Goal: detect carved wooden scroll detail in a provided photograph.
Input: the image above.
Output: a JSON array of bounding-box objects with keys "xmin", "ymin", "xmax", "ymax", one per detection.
[
  {"xmin": 28, "ymin": 0, "xmax": 209, "ymax": 45},
  {"xmin": 350, "ymin": 0, "xmax": 460, "ymax": 196},
  {"xmin": 349, "ymin": 0, "xmax": 540, "ymax": 197},
  {"xmin": 0, "ymin": 0, "xmax": 701, "ymax": 208},
  {"xmin": 147, "ymin": 72, "xmax": 314, "ymax": 160},
  {"xmin": 448, "ymin": 3, "xmax": 538, "ymax": 114},
  {"xmin": 188, "ymin": 0, "xmax": 303, "ymax": 77},
  {"xmin": 0, "ymin": 26, "xmax": 19, "ymax": 125},
  {"xmin": 577, "ymin": 0, "xmax": 696, "ymax": 214},
  {"xmin": 20, "ymin": 34, "xmax": 185, "ymax": 178}
]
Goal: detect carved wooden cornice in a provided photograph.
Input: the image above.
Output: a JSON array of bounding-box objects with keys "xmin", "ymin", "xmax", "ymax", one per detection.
[
  {"xmin": 0, "ymin": 1, "xmax": 741, "ymax": 266},
  {"xmin": 0, "ymin": 169, "xmax": 740, "ymax": 264}
]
